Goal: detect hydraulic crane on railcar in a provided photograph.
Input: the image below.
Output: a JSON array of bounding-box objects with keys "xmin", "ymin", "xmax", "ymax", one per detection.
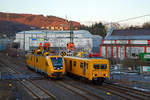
[
  {"xmin": 65, "ymin": 21, "xmax": 88, "ymax": 57},
  {"xmin": 33, "ymin": 42, "xmax": 52, "ymax": 56}
]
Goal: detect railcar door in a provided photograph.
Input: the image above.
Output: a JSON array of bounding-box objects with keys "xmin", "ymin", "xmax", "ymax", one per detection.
[
  {"xmin": 69, "ymin": 60, "xmax": 72, "ymax": 71},
  {"xmin": 83, "ymin": 62, "xmax": 86, "ymax": 75},
  {"xmin": 45, "ymin": 58, "xmax": 49, "ymax": 73}
]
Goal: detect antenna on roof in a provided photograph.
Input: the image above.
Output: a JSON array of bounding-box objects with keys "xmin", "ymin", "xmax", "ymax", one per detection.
[{"xmin": 65, "ymin": 14, "xmax": 68, "ymax": 21}]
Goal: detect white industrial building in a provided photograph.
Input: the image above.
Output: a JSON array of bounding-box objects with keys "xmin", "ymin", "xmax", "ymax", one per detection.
[
  {"xmin": 14, "ymin": 30, "xmax": 102, "ymax": 52},
  {"xmin": 100, "ymin": 28, "xmax": 150, "ymax": 60}
]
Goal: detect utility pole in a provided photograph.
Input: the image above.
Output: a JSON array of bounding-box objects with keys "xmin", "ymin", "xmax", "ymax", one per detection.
[
  {"xmin": 69, "ymin": 21, "xmax": 74, "ymax": 43},
  {"xmin": 46, "ymin": 30, "xmax": 48, "ymax": 39},
  {"xmin": 23, "ymin": 31, "xmax": 25, "ymax": 55},
  {"xmin": 44, "ymin": 30, "xmax": 48, "ymax": 42}
]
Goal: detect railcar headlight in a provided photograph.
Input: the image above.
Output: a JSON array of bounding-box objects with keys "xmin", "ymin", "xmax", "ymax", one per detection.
[
  {"xmin": 54, "ymin": 67, "xmax": 56, "ymax": 70},
  {"xmin": 93, "ymin": 74, "xmax": 97, "ymax": 77}
]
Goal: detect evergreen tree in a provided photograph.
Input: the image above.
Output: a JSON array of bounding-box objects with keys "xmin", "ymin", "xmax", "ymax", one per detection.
[
  {"xmin": 142, "ymin": 22, "xmax": 150, "ymax": 29},
  {"xmin": 79, "ymin": 22, "xmax": 106, "ymax": 37}
]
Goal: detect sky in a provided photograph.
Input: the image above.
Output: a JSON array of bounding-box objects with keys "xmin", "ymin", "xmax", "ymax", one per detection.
[{"xmin": 1, "ymin": 0, "xmax": 150, "ymax": 26}]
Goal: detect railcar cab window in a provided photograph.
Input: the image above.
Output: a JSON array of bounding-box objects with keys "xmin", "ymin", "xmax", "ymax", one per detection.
[
  {"xmin": 51, "ymin": 57, "xmax": 63, "ymax": 70},
  {"xmin": 101, "ymin": 64, "xmax": 107, "ymax": 69},
  {"xmin": 93, "ymin": 64, "xmax": 107, "ymax": 69}
]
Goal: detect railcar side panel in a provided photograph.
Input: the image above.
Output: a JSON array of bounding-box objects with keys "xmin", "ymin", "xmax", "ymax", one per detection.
[
  {"xmin": 26, "ymin": 54, "xmax": 65, "ymax": 78},
  {"xmin": 64, "ymin": 56, "xmax": 110, "ymax": 82}
]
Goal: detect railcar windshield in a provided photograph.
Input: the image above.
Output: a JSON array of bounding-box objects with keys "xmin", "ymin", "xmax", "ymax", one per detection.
[
  {"xmin": 51, "ymin": 57, "xmax": 63, "ymax": 69},
  {"xmin": 93, "ymin": 64, "xmax": 107, "ymax": 69}
]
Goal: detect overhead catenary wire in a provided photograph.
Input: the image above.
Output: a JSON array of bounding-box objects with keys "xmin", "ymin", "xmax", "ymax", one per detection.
[
  {"xmin": 116, "ymin": 13, "xmax": 150, "ymax": 23},
  {"xmin": 105, "ymin": 13, "xmax": 150, "ymax": 28}
]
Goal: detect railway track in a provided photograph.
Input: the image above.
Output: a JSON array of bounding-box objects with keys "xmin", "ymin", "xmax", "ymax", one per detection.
[
  {"xmin": 63, "ymin": 76, "xmax": 150, "ymax": 100},
  {"xmin": 20, "ymin": 80, "xmax": 58, "ymax": 100},
  {"xmin": 55, "ymin": 80, "xmax": 105, "ymax": 100},
  {"xmin": 105, "ymin": 81, "xmax": 150, "ymax": 96},
  {"xmin": 95, "ymin": 82, "xmax": 150, "ymax": 100},
  {"xmin": 0, "ymin": 60, "xmax": 58, "ymax": 100},
  {"xmin": 1, "ymin": 53, "xmax": 150, "ymax": 100}
]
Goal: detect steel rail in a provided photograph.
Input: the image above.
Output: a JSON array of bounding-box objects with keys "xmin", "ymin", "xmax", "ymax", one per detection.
[
  {"xmin": 0, "ymin": 59, "xmax": 58, "ymax": 100},
  {"xmin": 98, "ymin": 82, "xmax": 150, "ymax": 100},
  {"xmin": 56, "ymin": 81, "xmax": 105, "ymax": 100}
]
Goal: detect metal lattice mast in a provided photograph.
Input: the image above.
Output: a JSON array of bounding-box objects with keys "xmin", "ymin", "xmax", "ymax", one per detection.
[{"xmin": 69, "ymin": 21, "xmax": 73, "ymax": 43}]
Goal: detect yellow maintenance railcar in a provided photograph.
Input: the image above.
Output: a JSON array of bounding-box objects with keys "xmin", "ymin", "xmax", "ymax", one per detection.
[
  {"xmin": 64, "ymin": 56, "xmax": 110, "ymax": 83},
  {"xmin": 26, "ymin": 54, "xmax": 65, "ymax": 78},
  {"xmin": 26, "ymin": 43, "xmax": 65, "ymax": 79}
]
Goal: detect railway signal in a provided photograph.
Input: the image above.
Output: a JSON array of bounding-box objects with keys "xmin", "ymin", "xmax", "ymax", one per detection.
[{"xmin": 61, "ymin": 52, "xmax": 67, "ymax": 56}]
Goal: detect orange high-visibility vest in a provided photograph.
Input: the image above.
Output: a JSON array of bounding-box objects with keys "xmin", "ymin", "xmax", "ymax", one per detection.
[{"xmin": 67, "ymin": 43, "xmax": 75, "ymax": 51}]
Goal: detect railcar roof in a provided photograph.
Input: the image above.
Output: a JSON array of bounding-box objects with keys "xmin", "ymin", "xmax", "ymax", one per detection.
[
  {"xmin": 64, "ymin": 56, "xmax": 107, "ymax": 60},
  {"xmin": 26, "ymin": 54, "xmax": 61, "ymax": 57}
]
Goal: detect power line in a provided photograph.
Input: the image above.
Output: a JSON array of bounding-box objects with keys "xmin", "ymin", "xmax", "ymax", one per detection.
[{"xmin": 116, "ymin": 14, "xmax": 150, "ymax": 23}]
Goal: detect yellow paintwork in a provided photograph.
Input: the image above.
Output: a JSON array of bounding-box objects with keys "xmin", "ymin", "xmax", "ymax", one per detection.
[
  {"xmin": 26, "ymin": 54, "xmax": 65, "ymax": 78},
  {"xmin": 64, "ymin": 56, "xmax": 110, "ymax": 81}
]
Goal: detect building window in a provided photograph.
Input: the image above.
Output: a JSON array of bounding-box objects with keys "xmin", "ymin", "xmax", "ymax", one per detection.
[
  {"xmin": 132, "ymin": 53, "xmax": 136, "ymax": 57},
  {"xmin": 94, "ymin": 64, "xmax": 100, "ymax": 69}
]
